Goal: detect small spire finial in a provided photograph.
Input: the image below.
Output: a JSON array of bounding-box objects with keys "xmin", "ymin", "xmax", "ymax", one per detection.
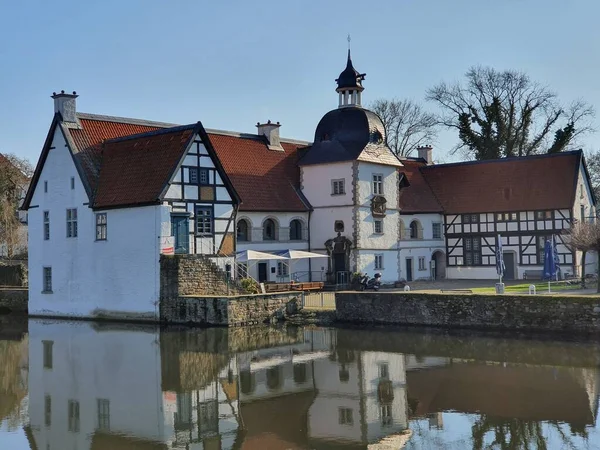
[{"xmin": 347, "ymin": 34, "xmax": 351, "ymax": 50}]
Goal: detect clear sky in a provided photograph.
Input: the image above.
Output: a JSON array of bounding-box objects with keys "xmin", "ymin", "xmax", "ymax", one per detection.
[{"xmin": 1, "ymin": 0, "xmax": 599, "ymax": 164}]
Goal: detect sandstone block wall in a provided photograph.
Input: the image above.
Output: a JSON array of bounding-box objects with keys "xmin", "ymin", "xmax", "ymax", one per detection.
[
  {"xmin": 160, "ymin": 255, "xmax": 243, "ymax": 299},
  {"xmin": 336, "ymin": 292, "xmax": 600, "ymax": 333},
  {"xmin": 160, "ymin": 292, "xmax": 300, "ymax": 326}
]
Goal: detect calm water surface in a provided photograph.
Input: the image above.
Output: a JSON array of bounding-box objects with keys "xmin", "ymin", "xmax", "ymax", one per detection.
[{"xmin": 1, "ymin": 318, "xmax": 600, "ymax": 449}]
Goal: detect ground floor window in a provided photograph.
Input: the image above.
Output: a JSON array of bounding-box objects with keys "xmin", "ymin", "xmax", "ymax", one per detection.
[
  {"xmin": 339, "ymin": 407, "xmax": 354, "ymax": 426},
  {"xmin": 195, "ymin": 207, "xmax": 213, "ymax": 235},
  {"xmin": 418, "ymin": 257, "xmax": 426, "ymax": 271},
  {"xmin": 277, "ymin": 261, "xmax": 288, "ymax": 277},
  {"xmin": 464, "ymin": 236, "xmax": 482, "ymax": 265},
  {"xmin": 374, "ymin": 254, "xmax": 384, "ymax": 270},
  {"xmin": 43, "ymin": 267, "xmax": 52, "ymax": 292},
  {"xmin": 536, "ymin": 235, "xmax": 552, "ymax": 264}
]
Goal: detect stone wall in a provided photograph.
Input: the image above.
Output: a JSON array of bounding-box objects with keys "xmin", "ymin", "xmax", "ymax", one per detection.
[
  {"xmin": 160, "ymin": 254, "xmax": 243, "ymax": 299},
  {"xmin": 0, "ymin": 289, "xmax": 28, "ymax": 314},
  {"xmin": 160, "ymin": 292, "xmax": 301, "ymax": 326},
  {"xmin": 336, "ymin": 292, "xmax": 600, "ymax": 333},
  {"xmin": 0, "ymin": 264, "xmax": 27, "ymax": 287}
]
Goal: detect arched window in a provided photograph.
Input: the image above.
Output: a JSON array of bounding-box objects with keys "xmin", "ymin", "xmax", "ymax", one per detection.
[
  {"xmin": 290, "ymin": 219, "xmax": 302, "ymax": 240},
  {"xmin": 236, "ymin": 219, "xmax": 249, "ymax": 242},
  {"xmin": 263, "ymin": 219, "xmax": 276, "ymax": 241},
  {"xmin": 410, "ymin": 220, "xmax": 422, "ymax": 239}
]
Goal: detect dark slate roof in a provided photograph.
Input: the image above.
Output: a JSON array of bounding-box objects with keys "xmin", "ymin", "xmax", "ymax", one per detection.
[
  {"xmin": 420, "ymin": 150, "xmax": 586, "ymax": 214},
  {"xmin": 299, "ymin": 106, "xmax": 400, "ymax": 167},
  {"xmin": 336, "ymin": 50, "xmax": 366, "ymax": 90}
]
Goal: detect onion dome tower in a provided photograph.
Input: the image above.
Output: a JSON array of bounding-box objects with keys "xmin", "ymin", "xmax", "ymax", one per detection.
[{"xmin": 335, "ymin": 50, "xmax": 366, "ymax": 108}]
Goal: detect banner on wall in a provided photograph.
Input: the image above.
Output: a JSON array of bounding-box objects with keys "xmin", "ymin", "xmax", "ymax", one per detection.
[{"xmin": 160, "ymin": 236, "xmax": 175, "ymax": 255}]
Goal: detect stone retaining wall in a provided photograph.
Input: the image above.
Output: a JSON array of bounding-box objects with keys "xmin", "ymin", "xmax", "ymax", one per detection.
[
  {"xmin": 0, "ymin": 288, "xmax": 28, "ymax": 314},
  {"xmin": 336, "ymin": 292, "xmax": 600, "ymax": 333},
  {"xmin": 160, "ymin": 292, "xmax": 301, "ymax": 326},
  {"xmin": 0, "ymin": 264, "xmax": 27, "ymax": 287}
]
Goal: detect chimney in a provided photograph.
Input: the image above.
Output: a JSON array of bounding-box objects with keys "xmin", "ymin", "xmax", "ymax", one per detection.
[
  {"xmin": 417, "ymin": 145, "xmax": 433, "ymax": 165},
  {"xmin": 256, "ymin": 120, "xmax": 283, "ymax": 151},
  {"xmin": 52, "ymin": 90, "xmax": 78, "ymax": 123}
]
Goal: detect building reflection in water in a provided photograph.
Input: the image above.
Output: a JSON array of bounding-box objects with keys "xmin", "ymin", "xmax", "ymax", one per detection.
[{"xmin": 21, "ymin": 321, "xmax": 600, "ymax": 450}]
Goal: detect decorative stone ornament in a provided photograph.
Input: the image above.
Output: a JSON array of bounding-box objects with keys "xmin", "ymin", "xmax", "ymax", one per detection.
[{"xmin": 371, "ymin": 195, "xmax": 387, "ymax": 217}]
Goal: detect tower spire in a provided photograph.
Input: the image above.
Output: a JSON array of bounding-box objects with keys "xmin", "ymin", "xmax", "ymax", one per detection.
[{"xmin": 335, "ymin": 40, "xmax": 366, "ymax": 108}]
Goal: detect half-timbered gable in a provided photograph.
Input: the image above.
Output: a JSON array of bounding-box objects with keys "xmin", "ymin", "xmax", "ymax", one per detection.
[{"xmin": 421, "ymin": 151, "xmax": 595, "ymax": 279}]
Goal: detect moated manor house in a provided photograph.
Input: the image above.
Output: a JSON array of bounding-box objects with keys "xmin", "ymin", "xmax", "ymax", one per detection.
[{"xmin": 24, "ymin": 52, "xmax": 596, "ymax": 318}]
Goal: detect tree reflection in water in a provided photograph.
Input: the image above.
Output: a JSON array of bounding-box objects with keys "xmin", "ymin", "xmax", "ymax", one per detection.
[{"xmin": 471, "ymin": 415, "xmax": 587, "ymax": 450}]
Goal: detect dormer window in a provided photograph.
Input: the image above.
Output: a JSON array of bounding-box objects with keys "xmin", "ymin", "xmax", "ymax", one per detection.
[{"xmin": 370, "ymin": 131, "xmax": 383, "ymax": 144}]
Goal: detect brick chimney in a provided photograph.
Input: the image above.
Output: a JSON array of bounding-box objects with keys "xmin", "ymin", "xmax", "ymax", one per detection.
[
  {"xmin": 52, "ymin": 90, "xmax": 78, "ymax": 123},
  {"xmin": 417, "ymin": 145, "xmax": 433, "ymax": 165},
  {"xmin": 256, "ymin": 120, "xmax": 283, "ymax": 151}
]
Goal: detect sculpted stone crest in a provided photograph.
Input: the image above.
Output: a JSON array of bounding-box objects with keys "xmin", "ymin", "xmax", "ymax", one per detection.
[{"xmin": 371, "ymin": 195, "xmax": 387, "ymax": 217}]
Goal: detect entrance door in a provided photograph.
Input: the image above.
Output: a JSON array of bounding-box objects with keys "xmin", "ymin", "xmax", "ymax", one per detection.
[
  {"xmin": 406, "ymin": 258, "xmax": 413, "ymax": 282},
  {"xmin": 503, "ymin": 252, "xmax": 515, "ymax": 280},
  {"xmin": 258, "ymin": 263, "xmax": 268, "ymax": 283},
  {"xmin": 333, "ymin": 253, "xmax": 347, "ymax": 273},
  {"xmin": 172, "ymin": 215, "xmax": 189, "ymax": 254}
]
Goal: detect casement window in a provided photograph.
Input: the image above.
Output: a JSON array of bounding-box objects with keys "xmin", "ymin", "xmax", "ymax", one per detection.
[
  {"xmin": 277, "ymin": 261, "xmax": 288, "ymax": 277},
  {"xmin": 339, "ymin": 408, "xmax": 354, "ymax": 426},
  {"xmin": 96, "ymin": 213, "xmax": 107, "ymax": 241},
  {"xmin": 195, "ymin": 207, "xmax": 213, "ymax": 235},
  {"xmin": 462, "ymin": 214, "xmax": 479, "ymax": 224},
  {"xmin": 290, "ymin": 219, "xmax": 303, "ymax": 240},
  {"xmin": 418, "ymin": 257, "xmax": 426, "ymax": 271},
  {"xmin": 44, "ymin": 395, "xmax": 52, "ymax": 427},
  {"xmin": 374, "ymin": 254, "xmax": 384, "ymax": 270},
  {"xmin": 42, "ymin": 340, "xmax": 53, "ymax": 368},
  {"xmin": 189, "ymin": 168, "xmax": 198, "ymax": 184},
  {"xmin": 68, "ymin": 400, "xmax": 80, "ymax": 433},
  {"xmin": 70, "ymin": 177, "xmax": 75, "ymax": 190},
  {"xmin": 496, "ymin": 212, "xmax": 518, "ymax": 221},
  {"xmin": 372, "ymin": 174, "xmax": 383, "ymax": 195},
  {"xmin": 97, "ymin": 399, "xmax": 110, "ymax": 431},
  {"xmin": 66, "ymin": 209, "xmax": 78, "ymax": 238},
  {"xmin": 43, "ymin": 211, "xmax": 50, "ymax": 240},
  {"xmin": 199, "ymin": 168, "xmax": 209, "ymax": 185},
  {"xmin": 537, "ymin": 235, "xmax": 552, "ymax": 264},
  {"xmin": 535, "ymin": 210, "xmax": 552, "ymax": 220},
  {"xmin": 463, "ymin": 236, "xmax": 482, "ymax": 265},
  {"xmin": 43, "ymin": 267, "xmax": 52, "ymax": 293},
  {"xmin": 332, "ymin": 179, "xmax": 345, "ymax": 195},
  {"xmin": 374, "ymin": 219, "xmax": 383, "ymax": 234},
  {"xmin": 44, "ymin": 181, "xmax": 48, "ymax": 193},
  {"xmin": 409, "ymin": 221, "xmax": 422, "ymax": 239},
  {"xmin": 432, "ymin": 222, "xmax": 442, "ymax": 239},
  {"xmin": 263, "ymin": 219, "xmax": 277, "ymax": 240}
]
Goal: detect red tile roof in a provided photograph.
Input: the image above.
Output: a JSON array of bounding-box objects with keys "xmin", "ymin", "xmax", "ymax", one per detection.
[
  {"xmin": 420, "ymin": 151, "xmax": 582, "ymax": 214},
  {"xmin": 208, "ymin": 133, "xmax": 309, "ymax": 212},
  {"xmin": 399, "ymin": 159, "xmax": 443, "ymax": 213},
  {"xmin": 93, "ymin": 126, "xmax": 195, "ymax": 209}
]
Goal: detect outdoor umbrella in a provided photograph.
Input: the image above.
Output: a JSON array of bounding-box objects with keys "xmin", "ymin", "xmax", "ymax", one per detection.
[
  {"xmin": 496, "ymin": 234, "xmax": 505, "ymax": 284},
  {"xmin": 543, "ymin": 238, "xmax": 558, "ymax": 292}
]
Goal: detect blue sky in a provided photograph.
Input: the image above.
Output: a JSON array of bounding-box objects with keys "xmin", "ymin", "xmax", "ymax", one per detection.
[{"xmin": 1, "ymin": 0, "xmax": 599, "ymax": 164}]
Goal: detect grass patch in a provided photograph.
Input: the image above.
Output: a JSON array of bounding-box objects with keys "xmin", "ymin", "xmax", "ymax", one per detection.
[{"xmin": 471, "ymin": 281, "xmax": 582, "ymax": 294}]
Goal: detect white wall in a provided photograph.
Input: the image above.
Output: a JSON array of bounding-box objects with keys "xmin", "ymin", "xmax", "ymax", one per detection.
[
  {"xmin": 28, "ymin": 320, "xmax": 164, "ymax": 450},
  {"xmin": 301, "ymin": 162, "xmax": 353, "ymax": 208},
  {"xmin": 28, "ymin": 126, "xmax": 165, "ymax": 319}
]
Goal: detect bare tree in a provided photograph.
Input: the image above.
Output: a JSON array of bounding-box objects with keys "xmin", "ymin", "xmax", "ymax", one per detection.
[
  {"xmin": 585, "ymin": 150, "xmax": 600, "ymax": 202},
  {"xmin": 564, "ymin": 221, "xmax": 600, "ymax": 292},
  {"xmin": 427, "ymin": 66, "xmax": 595, "ymax": 160},
  {"xmin": 369, "ymin": 98, "xmax": 438, "ymax": 157},
  {"xmin": 0, "ymin": 154, "xmax": 32, "ymax": 260}
]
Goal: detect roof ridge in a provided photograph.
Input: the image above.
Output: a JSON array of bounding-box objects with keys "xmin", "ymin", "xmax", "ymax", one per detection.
[
  {"xmin": 206, "ymin": 128, "xmax": 311, "ymax": 145},
  {"xmin": 421, "ymin": 150, "xmax": 583, "ymax": 170},
  {"xmin": 105, "ymin": 123, "xmax": 198, "ymax": 144},
  {"xmin": 77, "ymin": 112, "xmax": 179, "ymax": 128}
]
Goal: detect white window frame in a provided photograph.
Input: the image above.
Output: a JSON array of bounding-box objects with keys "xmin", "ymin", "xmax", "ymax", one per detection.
[
  {"xmin": 331, "ymin": 179, "xmax": 345, "ymax": 195},
  {"xmin": 418, "ymin": 256, "xmax": 426, "ymax": 271},
  {"xmin": 66, "ymin": 208, "xmax": 78, "ymax": 238},
  {"xmin": 277, "ymin": 261, "xmax": 288, "ymax": 277},
  {"xmin": 372, "ymin": 174, "xmax": 383, "ymax": 195},
  {"xmin": 374, "ymin": 254, "xmax": 384, "ymax": 270},
  {"xmin": 43, "ymin": 211, "xmax": 50, "ymax": 240},
  {"xmin": 374, "ymin": 218, "xmax": 383, "ymax": 234},
  {"xmin": 96, "ymin": 213, "xmax": 107, "ymax": 241},
  {"xmin": 432, "ymin": 222, "xmax": 442, "ymax": 240}
]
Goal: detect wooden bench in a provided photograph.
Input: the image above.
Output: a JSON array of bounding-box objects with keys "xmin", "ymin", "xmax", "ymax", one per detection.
[
  {"xmin": 291, "ymin": 282, "xmax": 325, "ymax": 291},
  {"xmin": 523, "ymin": 270, "xmax": 543, "ymax": 280},
  {"xmin": 440, "ymin": 289, "xmax": 473, "ymax": 294},
  {"xmin": 264, "ymin": 283, "xmax": 291, "ymax": 293}
]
